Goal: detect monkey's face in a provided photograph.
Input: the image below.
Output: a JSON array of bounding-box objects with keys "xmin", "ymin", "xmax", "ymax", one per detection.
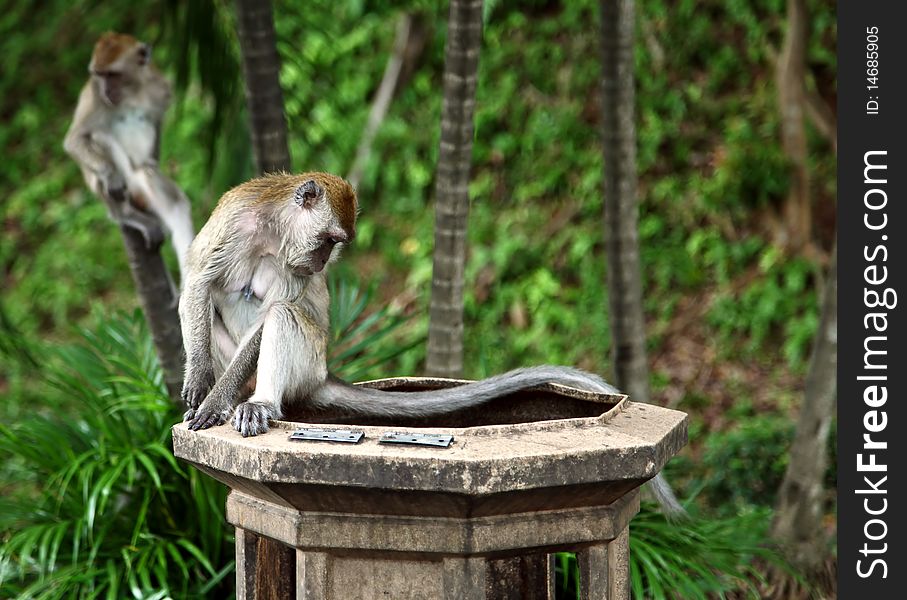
[
  {"xmin": 90, "ymin": 33, "xmax": 151, "ymax": 107},
  {"xmin": 92, "ymin": 71, "xmax": 127, "ymax": 106},
  {"xmin": 281, "ymin": 177, "xmax": 355, "ymax": 276}
]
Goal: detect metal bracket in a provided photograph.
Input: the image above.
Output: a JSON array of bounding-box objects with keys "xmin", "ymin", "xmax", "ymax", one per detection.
[
  {"xmin": 379, "ymin": 431, "xmax": 454, "ymax": 448},
  {"xmin": 290, "ymin": 428, "xmax": 364, "ymax": 444}
]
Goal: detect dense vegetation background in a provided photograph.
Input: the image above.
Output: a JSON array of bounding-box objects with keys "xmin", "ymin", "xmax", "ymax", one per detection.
[{"xmin": 0, "ymin": 0, "xmax": 836, "ymax": 597}]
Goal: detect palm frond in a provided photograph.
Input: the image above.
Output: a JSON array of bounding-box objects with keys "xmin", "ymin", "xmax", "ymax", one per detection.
[
  {"xmin": 328, "ymin": 275, "xmax": 422, "ymax": 381},
  {"xmin": 0, "ymin": 312, "xmax": 231, "ymax": 598}
]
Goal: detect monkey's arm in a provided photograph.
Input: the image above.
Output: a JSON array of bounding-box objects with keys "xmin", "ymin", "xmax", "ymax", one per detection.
[
  {"xmin": 179, "ymin": 271, "xmax": 217, "ymax": 410},
  {"xmin": 186, "ymin": 325, "xmax": 263, "ymax": 430},
  {"xmin": 64, "ymin": 89, "xmax": 128, "ymax": 194},
  {"xmin": 64, "ymin": 96, "xmax": 117, "ymax": 180}
]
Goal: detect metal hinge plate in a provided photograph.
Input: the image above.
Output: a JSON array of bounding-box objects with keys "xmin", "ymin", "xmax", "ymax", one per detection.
[
  {"xmin": 379, "ymin": 431, "xmax": 454, "ymax": 448},
  {"xmin": 290, "ymin": 428, "xmax": 365, "ymax": 444}
]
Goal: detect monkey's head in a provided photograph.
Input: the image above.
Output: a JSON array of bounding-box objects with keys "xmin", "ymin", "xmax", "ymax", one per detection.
[
  {"xmin": 89, "ymin": 32, "xmax": 152, "ymax": 107},
  {"xmin": 260, "ymin": 173, "xmax": 358, "ymax": 276}
]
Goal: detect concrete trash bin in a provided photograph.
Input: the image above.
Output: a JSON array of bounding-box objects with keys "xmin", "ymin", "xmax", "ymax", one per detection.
[{"xmin": 172, "ymin": 376, "xmax": 687, "ymax": 599}]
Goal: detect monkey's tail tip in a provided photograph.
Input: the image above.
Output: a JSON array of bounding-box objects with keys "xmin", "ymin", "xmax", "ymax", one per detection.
[{"xmin": 647, "ymin": 473, "xmax": 690, "ymax": 521}]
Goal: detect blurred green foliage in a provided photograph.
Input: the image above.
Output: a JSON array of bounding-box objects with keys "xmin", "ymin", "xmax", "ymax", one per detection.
[
  {"xmin": 0, "ymin": 0, "xmax": 835, "ymax": 380},
  {"xmin": 699, "ymin": 414, "xmax": 795, "ymax": 512},
  {"xmin": 555, "ymin": 504, "xmax": 787, "ymax": 599}
]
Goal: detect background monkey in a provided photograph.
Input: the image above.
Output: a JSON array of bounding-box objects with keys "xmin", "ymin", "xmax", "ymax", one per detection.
[{"xmin": 64, "ymin": 32, "xmax": 195, "ymax": 275}]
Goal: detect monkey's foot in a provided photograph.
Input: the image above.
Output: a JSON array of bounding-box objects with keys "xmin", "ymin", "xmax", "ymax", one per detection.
[
  {"xmin": 231, "ymin": 402, "xmax": 275, "ymax": 437},
  {"xmin": 186, "ymin": 404, "xmax": 231, "ymax": 431},
  {"xmin": 119, "ymin": 212, "xmax": 165, "ymax": 250}
]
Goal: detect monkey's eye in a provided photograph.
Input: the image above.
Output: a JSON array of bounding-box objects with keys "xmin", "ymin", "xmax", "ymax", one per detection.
[
  {"xmin": 294, "ymin": 180, "xmax": 324, "ymax": 208},
  {"xmin": 137, "ymin": 44, "xmax": 151, "ymax": 66}
]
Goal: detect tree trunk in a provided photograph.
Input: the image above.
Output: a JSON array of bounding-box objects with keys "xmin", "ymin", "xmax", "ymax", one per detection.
[
  {"xmin": 776, "ymin": 0, "xmax": 810, "ymax": 250},
  {"xmin": 599, "ymin": 0, "xmax": 650, "ymax": 405},
  {"xmin": 425, "ymin": 0, "xmax": 483, "ymax": 378},
  {"xmin": 234, "ymin": 0, "xmax": 292, "ymax": 173},
  {"xmin": 772, "ymin": 244, "xmax": 837, "ymax": 570},
  {"xmin": 113, "ymin": 217, "xmax": 184, "ymax": 401}
]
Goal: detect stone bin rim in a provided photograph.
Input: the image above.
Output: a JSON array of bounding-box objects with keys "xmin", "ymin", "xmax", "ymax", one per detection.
[{"xmin": 171, "ymin": 381, "xmax": 688, "ymax": 496}]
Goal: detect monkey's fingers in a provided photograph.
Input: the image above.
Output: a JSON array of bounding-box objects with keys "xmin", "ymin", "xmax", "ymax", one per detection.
[
  {"xmin": 128, "ymin": 218, "xmax": 165, "ymax": 250},
  {"xmin": 183, "ymin": 407, "xmax": 196, "ymax": 422},
  {"xmin": 231, "ymin": 402, "xmax": 272, "ymax": 437},
  {"xmin": 187, "ymin": 407, "xmax": 228, "ymax": 431}
]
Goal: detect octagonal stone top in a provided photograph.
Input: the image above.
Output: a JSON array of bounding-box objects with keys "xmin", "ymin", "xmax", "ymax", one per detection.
[{"xmin": 172, "ymin": 378, "xmax": 687, "ymax": 502}]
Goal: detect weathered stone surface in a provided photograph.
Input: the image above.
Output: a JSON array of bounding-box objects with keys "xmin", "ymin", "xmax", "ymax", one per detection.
[
  {"xmin": 226, "ymin": 488, "xmax": 639, "ymax": 555},
  {"xmin": 172, "ymin": 399, "xmax": 687, "ymax": 514},
  {"xmin": 577, "ymin": 528, "xmax": 630, "ymax": 600}
]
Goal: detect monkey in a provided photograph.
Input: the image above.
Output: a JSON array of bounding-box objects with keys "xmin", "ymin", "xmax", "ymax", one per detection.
[
  {"xmin": 179, "ymin": 172, "xmax": 621, "ymax": 434},
  {"xmin": 179, "ymin": 171, "xmax": 687, "ymax": 518},
  {"xmin": 64, "ymin": 31, "xmax": 195, "ymax": 276}
]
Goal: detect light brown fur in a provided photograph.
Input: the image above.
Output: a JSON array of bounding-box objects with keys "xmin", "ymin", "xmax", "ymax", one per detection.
[{"xmin": 92, "ymin": 32, "xmax": 141, "ymax": 69}]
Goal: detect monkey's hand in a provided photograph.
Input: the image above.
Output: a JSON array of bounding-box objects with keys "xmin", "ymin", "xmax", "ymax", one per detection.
[
  {"xmin": 231, "ymin": 401, "xmax": 276, "ymax": 437},
  {"xmin": 185, "ymin": 373, "xmax": 236, "ymax": 430},
  {"xmin": 97, "ymin": 171, "xmax": 165, "ymax": 249},
  {"xmin": 100, "ymin": 169, "xmax": 129, "ymax": 205},
  {"xmin": 186, "ymin": 398, "xmax": 233, "ymax": 431},
  {"xmin": 120, "ymin": 209, "xmax": 166, "ymax": 250}
]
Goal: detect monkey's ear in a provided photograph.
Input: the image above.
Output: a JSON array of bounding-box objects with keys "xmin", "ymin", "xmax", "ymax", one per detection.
[
  {"xmin": 137, "ymin": 44, "xmax": 151, "ymax": 66},
  {"xmin": 294, "ymin": 180, "xmax": 325, "ymax": 209}
]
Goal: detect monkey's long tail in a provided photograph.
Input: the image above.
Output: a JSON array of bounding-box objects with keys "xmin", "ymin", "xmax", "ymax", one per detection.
[
  {"xmin": 311, "ymin": 367, "xmax": 689, "ymax": 519},
  {"xmin": 310, "ymin": 366, "xmax": 620, "ymax": 418}
]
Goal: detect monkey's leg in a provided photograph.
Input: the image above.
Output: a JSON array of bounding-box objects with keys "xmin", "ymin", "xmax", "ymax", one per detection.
[
  {"xmin": 187, "ymin": 326, "xmax": 263, "ymax": 431},
  {"xmin": 138, "ymin": 168, "xmax": 195, "ymax": 276},
  {"xmin": 232, "ymin": 302, "xmax": 328, "ymax": 437}
]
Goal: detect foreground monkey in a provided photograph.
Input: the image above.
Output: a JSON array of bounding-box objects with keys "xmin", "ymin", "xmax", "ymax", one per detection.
[
  {"xmin": 180, "ymin": 172, "xmax": 686, "ymax": 517},
  {"xmin": 64, "ymin": 32, "xmax": 195, "ymax": 275},
  {"xmin": 180, "ymin": 173, "xmax": 621, "ymax": 434}
]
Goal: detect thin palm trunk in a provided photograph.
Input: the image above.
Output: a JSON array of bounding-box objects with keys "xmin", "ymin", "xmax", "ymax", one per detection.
[
  {"xmin": 234, "ymin": 0, "xmax": 291, "ymax": 173},
  {"xmin": 599, "ymin": 0, "xmax": 650, "ymax": 405},
  {"xmin": 119, "ymin": 224, "xmax": 184, "ymax": 400},
  {"xmin": 772, "ymin": 244, "xmax": 837, "ymax": 570},
  {"xmin": 777, "ymin": 0, "xmax": 810, "ymax": 250},
  {"xmin": 425, "ymin": 0, "xmax": 483, "ymax": 378}
]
